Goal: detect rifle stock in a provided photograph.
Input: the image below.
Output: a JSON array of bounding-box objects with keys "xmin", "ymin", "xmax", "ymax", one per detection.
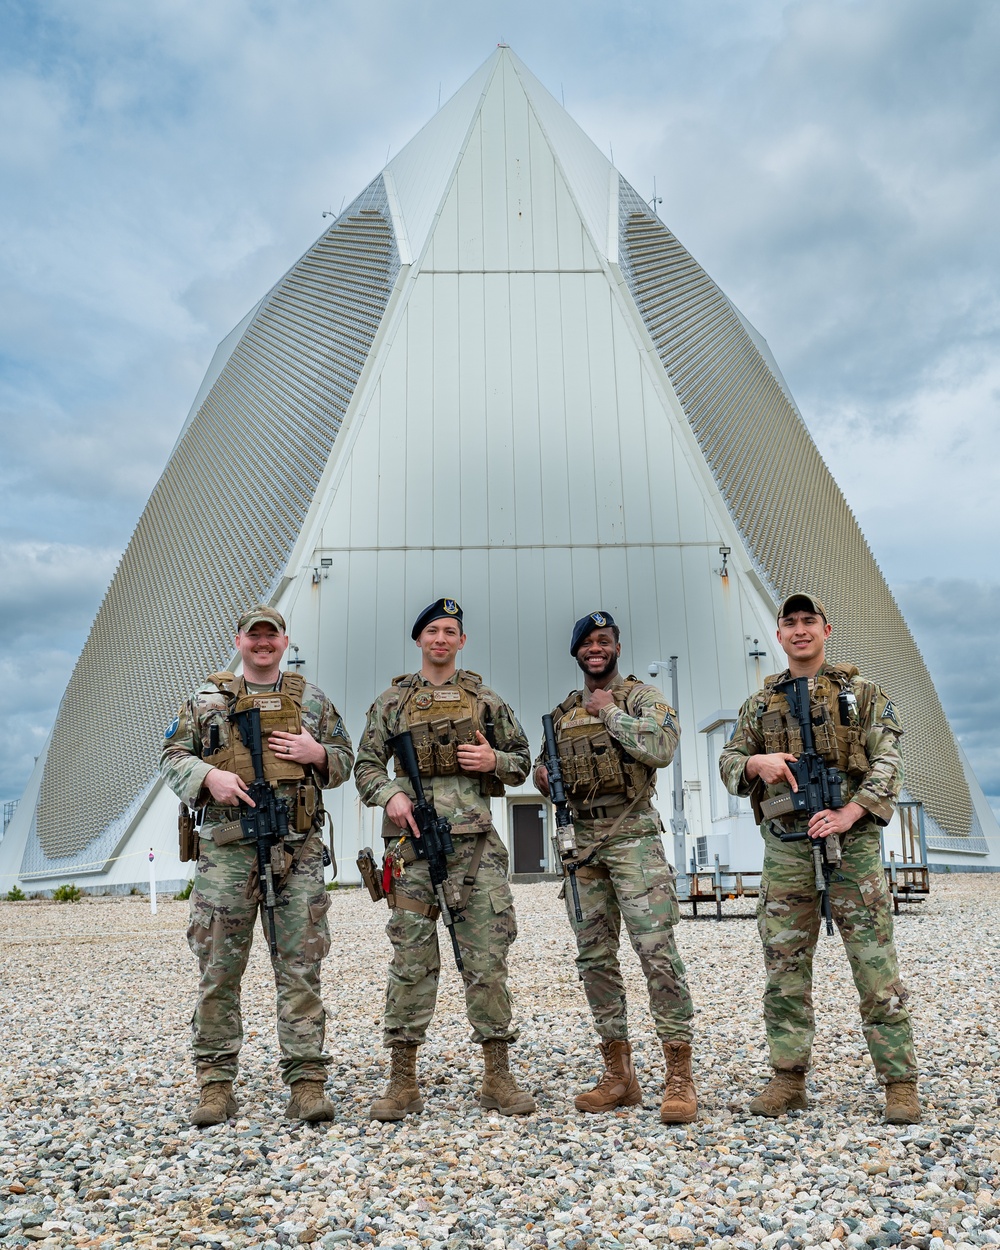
[
  {"xmin": 388, "ymin": 730, "xmax": 466, "ymax": 972},
  {"xmin": 774, "ymin": 676, "xmax": 844, "ymax": 936},
  {"xmin": 231, "ymin": 705, "xmax": 290, "ymax": 957},
  {"xmin": 541, "ymin": 714, "xmax": 583, "ymax": 923}
]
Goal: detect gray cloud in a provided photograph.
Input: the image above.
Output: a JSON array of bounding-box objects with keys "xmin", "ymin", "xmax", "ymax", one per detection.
[
  {"xmin": 0, "ymin": 0, "xmax": 997, "ymax": 816},
  {"xmin": 894, "ymin": 579, "xmax": 1000, "ymax": 814}
]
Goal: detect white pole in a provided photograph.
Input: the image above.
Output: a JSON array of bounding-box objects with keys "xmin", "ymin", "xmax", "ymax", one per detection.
[{"xmin": 148, "ymin": 849, "xmax": 157, "ymax": 915}]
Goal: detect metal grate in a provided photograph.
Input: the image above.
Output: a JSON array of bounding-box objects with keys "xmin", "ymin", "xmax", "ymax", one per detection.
[
  {"xmin": 30, "ymin": 180, "xmax": 400, "ymax": 870},
  {"xmin": 617, "ymin": 180, "xmax": 975, "ymax": 843}
]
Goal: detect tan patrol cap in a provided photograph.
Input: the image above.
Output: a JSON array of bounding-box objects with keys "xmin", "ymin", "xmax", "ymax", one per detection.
[
  {"xmin": 237, "ymin": 604, "xmax": 287, "ymax": 632},
  {"xmin": 777, "ymin": 593, "xmax": 827, "ymax": 623}
]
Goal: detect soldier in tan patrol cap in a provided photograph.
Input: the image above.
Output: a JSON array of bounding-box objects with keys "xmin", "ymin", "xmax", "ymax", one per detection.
[
  {"xmin": 354, "ymin": 598, "xmax": 536, "ymax": 1121},
  {"xmin": 719, "ymin": 592, "xmax": 920, "ymax": 1124},
  {"xmin": 160, "ymin": 604, "xmax": 354, "ymax": 1126}
]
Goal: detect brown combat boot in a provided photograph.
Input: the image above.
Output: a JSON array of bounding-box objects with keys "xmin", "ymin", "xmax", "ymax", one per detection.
[
  {"xmin": 480, "ymin": 1040, "xmax": 536, "ymax": 1115},
  {"xmin": 575, "ymin": 1040, "xmax": 642, "ymax": 1113},
  {"xmin": 748, "ymin": 1070, "xmax": 808, "ymax": 1117},
  {"xmin": 190, "ymin": 1080, "xmax": 238, "ymax": 1127},
  {"xmin": 885, "ymin": 1081, "xmax": 922, "ymax": 1125},
  {"xmin": 660, "ymin": 1041, "xmax": 698, "ymax": 1124},
  {"xmin": 286, "ymin": 1079, "xmax": 336, "ymax": 1122},
  {"xmin": 370, "ymin": 1044, "xmax": 423, "ymax": 1122}
]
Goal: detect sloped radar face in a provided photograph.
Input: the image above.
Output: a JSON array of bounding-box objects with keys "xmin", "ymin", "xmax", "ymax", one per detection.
[
  {"xmin": 30, "ymin": 181, "xmax": 400, "ymax": 870},
  {"xmin": 616, "ymin": 178, "xmax": 973, "ymax": 843}
]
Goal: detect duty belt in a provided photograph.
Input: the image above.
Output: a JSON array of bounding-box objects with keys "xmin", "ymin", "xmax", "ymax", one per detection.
[{"xmin": 575, "ymin": 798, "xmax": 650, "ymax": 821}]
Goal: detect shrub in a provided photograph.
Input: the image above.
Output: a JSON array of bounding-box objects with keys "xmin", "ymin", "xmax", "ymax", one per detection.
[
  {"xmin": 52, "ymin": 883, "xmax": 84, "ymax": 903},
  {"xmin": 174, "ymin": 878, "xmax": 194, "ymax": 901},
  {"xmin": 5, "ymin": 885, "xmax": 26, "ymax": 902}
]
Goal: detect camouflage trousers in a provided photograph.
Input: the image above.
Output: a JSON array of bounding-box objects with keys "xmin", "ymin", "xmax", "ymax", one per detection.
[
  {"xmin": 758, "ymin": 826, "xmax": 917, "ymax": 1083},
  {"xmin": 566, "ymin": 823, "xmax": 693, "ymax": 1044},
  {"xmin": 382, "ymin": 827, "xmax": 519, "ymax": 1047},
  {"xmin": 187, "ymin": 831, "xmax": 332, "ymax": 1086}
]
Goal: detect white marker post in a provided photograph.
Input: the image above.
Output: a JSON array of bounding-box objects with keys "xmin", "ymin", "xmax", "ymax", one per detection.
[{"xmin": 148, "ymin": 849, "xmax": 157, "ymax": 915}]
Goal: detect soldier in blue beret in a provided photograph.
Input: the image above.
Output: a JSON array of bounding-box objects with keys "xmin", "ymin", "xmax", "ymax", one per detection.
[{"xmin": 535, "ymin": 611, "xmax": 697, "ymax": 1122}]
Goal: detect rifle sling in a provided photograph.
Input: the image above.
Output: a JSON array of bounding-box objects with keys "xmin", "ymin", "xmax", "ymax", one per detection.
[
  {"xmin": 387, "ymin": 830, "xmax": 490, "ymax": 922},
  {"xmin": 565, "ymin": 789, "xmax": 648, "ymax": 876}
]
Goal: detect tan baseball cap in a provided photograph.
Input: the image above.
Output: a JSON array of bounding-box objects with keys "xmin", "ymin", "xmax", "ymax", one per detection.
[
  {"xmin": 777, "ymin": 593, "xmax": 827, "ymax": 623},
  {"xmin": 237, "ymin": 605, "xmax": 287, "ymax": 633}
]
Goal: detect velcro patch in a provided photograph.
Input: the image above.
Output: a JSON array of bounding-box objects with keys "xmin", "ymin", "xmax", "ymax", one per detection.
[{"xmin": 164, "ymin": 717, "xmax": 179, "ymax": 740}]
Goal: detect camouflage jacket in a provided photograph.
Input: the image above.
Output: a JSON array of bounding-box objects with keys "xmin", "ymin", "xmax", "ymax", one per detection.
[
  {"xmin": 354, "ymin": 670, "xmax": 530, "ymax": 837},
  {"xmin": 159, "ymin": 674, "xmax": 354, "ymax": 835},
  {"xmin": 718, "ymin": 662, "xmax": 903, "ymax": 831},
  {"xmin": 534, "ymin": 673, "xmax": 680, "ymax": 830}
]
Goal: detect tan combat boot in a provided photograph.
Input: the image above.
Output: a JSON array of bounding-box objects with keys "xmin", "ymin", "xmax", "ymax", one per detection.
[
  {"xmin": 370, "ymin": 1044, "xmax": 423, "ymax": 1122},
  {"xmin": 660, "ymin": 1041, "xmax": 698, "ymax": 1124},
  {"xmin": 575, "ymin": 1040, "xmax": 642, "ymax": 1113},
  {"xmin": 748, "ymin": 1070, "xmax": 808, "ymax": 1117},
  {"xmin": 286, "ymin": 1079, "xmax": 336, "ymax": 1122},
  {"xmin": 885, "ymin": 1081, "xmax": 922, "ymax": 1125},
  {"xmin": 480, "ymin": 1040, "xmax": 536, "ymax": 1115},
  {"xmin": 190, "ymin": 1080, "xmax": 238, "ymax": 1127}
]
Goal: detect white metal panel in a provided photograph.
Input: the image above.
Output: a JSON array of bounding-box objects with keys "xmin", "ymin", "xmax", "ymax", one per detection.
[
  {"xmin": 511, "ymin": 52, "xmax": 614, "ymax": 261},
  {"xmin": 387, "ymin": 53, "xmax": 496, "ymax": 266}
]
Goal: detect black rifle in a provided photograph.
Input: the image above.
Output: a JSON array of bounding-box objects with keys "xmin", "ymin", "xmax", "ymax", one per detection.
[
  {"xmin": 231, "ymin": 705, "xmax": 290, "ymax": 957},
  {"xmin": 542, "ymin": 714, "xmax": 583, "ymax": 923},
  {"xmin": 771, "ymin": 676, "xmax": 844, "ymax": 936},
  {"xmin": 388, "ymin": 730, "xmax": 466, "ymax": 972}
]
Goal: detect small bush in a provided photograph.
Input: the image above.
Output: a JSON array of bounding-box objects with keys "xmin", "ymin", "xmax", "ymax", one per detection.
[
  {"xmin": 52, "ymin": 883, "xmax": 84, "ymax": 903},
  {"xmin": 5, "ymin": 885, "xmax": 26, "ymax": 902},
  {"xmin": 174, "ymin": 878, "xmax": 194, "ymax": 901},
  {"xmin": 325, "ymin": 880, "xmax": 340, "ymax": 891}
]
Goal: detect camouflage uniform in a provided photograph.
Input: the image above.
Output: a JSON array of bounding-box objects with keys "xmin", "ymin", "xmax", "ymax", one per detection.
[
  {"xmin": 719, "ymin": 663, "xmax": 917, "ymax": 1083},
  {"xmin": 539, "ymin": 674, "xmax": 694, "ymax": 1044},
  {"xmin": 160, "ymin": 675, "xmax": 353, "ymax": 1087},
  {"xmin": 353, "ymin": 671, "xmax": 530, "ymax": 1046}
]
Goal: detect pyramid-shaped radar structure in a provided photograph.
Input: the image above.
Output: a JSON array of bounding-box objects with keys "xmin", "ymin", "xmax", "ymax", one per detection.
[{"xmin": 22, "ymin": 46, "xmax": 984, "ymax": 879}]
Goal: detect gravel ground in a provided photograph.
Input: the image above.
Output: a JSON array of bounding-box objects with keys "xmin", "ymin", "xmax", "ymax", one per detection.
[{"xmin": 1, "ymin": 875, "xmax": 998, "ymax": 1250}]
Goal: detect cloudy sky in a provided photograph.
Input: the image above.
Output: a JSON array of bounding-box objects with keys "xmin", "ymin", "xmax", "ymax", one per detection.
[{"xmin": 1, "ymin": 0, "xmax": 998, "ymax": 821}]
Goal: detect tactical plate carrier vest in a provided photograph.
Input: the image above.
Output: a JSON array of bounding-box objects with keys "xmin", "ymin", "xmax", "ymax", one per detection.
[
  {"xmin": 391, "ymin": 670, "xmax": 505, "ymax": 798},
  {"xmin": 755, "ymin": 664, "xmax": 870, "ymax": 826},
  {"xmin": 554, "ymin": 677, "xmax": 655, "ymax": 810},
  {"xmin": 200, "ymin": 672, "xmax": 321, "ymax": 832}
]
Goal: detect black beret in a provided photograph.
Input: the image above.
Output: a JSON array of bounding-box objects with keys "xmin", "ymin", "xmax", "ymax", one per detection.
[
  {"xmin": 411, "ymin": 598, "xmax": 464, "ymax": 640},
  {"xmin": 570, "ymin": 610, "xmax": 618, "ymax": 656}
]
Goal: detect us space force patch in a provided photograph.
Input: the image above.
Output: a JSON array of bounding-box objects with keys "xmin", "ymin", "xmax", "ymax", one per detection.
[{"xmin": 880, "ymin": 696, "xmax": 901, "ymax": 728}]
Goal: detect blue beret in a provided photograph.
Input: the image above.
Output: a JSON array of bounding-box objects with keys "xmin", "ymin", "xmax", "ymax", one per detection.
[
  {"xmin": 411, "ymin": 598, "xmax": 464, "ymax": 640},
  {"xmin": 570, "ymin": 611, "xmax": 618, "ymax": 656}
]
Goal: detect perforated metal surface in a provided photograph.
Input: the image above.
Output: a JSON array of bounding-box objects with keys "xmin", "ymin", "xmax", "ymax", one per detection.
[
  {"xmin": 617, "ymin": 181, "xmax": 974, "ymax": 842},
  {"xmin": 32, "ymin": 180, "xmax": 400, "ymax": 868}
]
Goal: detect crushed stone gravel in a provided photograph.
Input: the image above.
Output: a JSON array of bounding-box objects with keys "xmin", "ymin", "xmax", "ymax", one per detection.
[{"xmin": 1, "ymin": 875, "xmax": 998, "ymax": 1249}]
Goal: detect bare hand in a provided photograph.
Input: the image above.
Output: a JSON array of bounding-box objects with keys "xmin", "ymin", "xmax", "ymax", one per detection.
[
  {"xmin": 269, "ymin": 727, "xmax": 326, "ymax": 768},
  {"xmin": 205, "ymin": 768, "xmax": 254, "ymax": 807},
  {"xmin": 386, "ymin": 792, "xmax": 420, "ymax": 836},
  {"xmin": 808, "ymin": 802, "xmax": 864, "ymax": 840},
  {"xmin": 457, "ymin": 730, "xmax": 497, "ymax": 774},
  {"xmin": 584, "ymin": 687, "xmax": 614, "ymax": 715},
  {"xmin": 533, "ymin": 764, "xmax": 550, "ymax": 797},
  {"xmin": 746, "ymin": 752, "xmax": 799, "ymax": 788}
]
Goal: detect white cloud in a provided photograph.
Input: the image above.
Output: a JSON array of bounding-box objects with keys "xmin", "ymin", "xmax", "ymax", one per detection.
[{"xmin": 0, "ymin": 0, "xmax": 998, "ymax": 814}]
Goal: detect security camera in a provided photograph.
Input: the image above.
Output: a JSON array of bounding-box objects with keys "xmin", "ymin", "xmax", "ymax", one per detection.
[{"xmin": 648, "ymin": 663, "xmax": 659, "ymax": 677}]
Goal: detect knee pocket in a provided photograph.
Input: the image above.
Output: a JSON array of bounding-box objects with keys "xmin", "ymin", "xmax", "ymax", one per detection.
[
  {"xmin": 618, "ymin": 864, "xmax": 679, "ymax": 933},
  {"xmin": 488, "ymin": 884, "xmax": 517, "ymax": 949},
  {"xmin": 302, "ymin": 891, "xmax": 332, "ymax": 961},
  {"xmin": 187, "ymin": 895, "xmax": 215, "ymax": 961},
  {"xmin": 836, "ymin": 870, "xmax": 893, "ymax": 946}
]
